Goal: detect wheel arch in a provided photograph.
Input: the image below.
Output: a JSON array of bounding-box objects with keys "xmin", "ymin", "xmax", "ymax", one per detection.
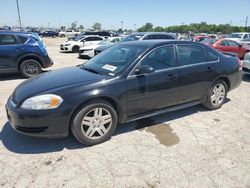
[
  {"xmin": 18, "ymin": 54, "xmax": 43, "ymax": 71},
  {"xmin": 68, "ymin": 96, "xmax": 122, "ymax": 132}
]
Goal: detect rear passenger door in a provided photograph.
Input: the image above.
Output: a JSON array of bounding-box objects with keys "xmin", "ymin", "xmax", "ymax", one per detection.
[
  {"xmin": 177, "ymin": 45, "xmax": 218, "ymax": 103},
  {"xmin": 0, "ymin": 34, "xmax": 22, "ymax": 71}
]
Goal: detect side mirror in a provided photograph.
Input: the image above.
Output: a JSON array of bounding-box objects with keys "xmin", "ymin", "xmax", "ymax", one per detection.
[
  {"xmin": 135, "ymin": 65, "xmax": 154, "ymax": 75},
  {"xmin": 239, "ymin": 44, "xmax": 242, "ymax": 48}
]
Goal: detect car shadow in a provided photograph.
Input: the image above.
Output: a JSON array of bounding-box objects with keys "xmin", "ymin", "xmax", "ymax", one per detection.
[
  {"xmin": 0, "ymin": 122, "xmax": 84, "ymax": 154},
  {"xmin": 0, "ymin": 73, "xmax": 24, "ymax": 81},
  {"xmin": 0, "ymin": 102, "xmax": 230, "ymax": 154},
  {"xmin": 0, "ymin": 71, "xmax": 51, "ymax": 81},
  {"xmin": 242, "ymin": 74, "xmax": 250, "ymax": 82}
]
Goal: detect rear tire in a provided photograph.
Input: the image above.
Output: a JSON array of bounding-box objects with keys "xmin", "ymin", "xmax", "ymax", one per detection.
[
  {"xmin": 203, "ymin": 79, "xmax": 228, "ymax": 110},
  {"xmin": 71, "ymin": 100, "xmax": 118, "ymax": 145},
  {"xmin": 19, "ymin": 59, "xmax": 42, "ymax": 78}
]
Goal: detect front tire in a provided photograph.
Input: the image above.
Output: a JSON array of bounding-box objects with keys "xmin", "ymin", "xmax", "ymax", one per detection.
[
  {"xmin": 19, "ymin": 59, "xmax": 42, "ymax": 78},
  {"xmin": 71, "ymin": 101, "xmax": 118, "ymax": 145},
  {"xmin": 72, "ymin": 46, "xmax": 80, "ymax": 53},
  {"xmin": 203, "ymin": 79, "xmax": 228, "ymax": 110}
]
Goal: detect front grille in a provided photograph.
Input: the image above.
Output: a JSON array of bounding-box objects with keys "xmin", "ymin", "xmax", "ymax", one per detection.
[
  {"xmin": 243, "ymin": 67, "xmax": 250, "ymax": 73},
  {"xmin": 16, "ymin": 126, "xmax": 48, "ymax": 133}
]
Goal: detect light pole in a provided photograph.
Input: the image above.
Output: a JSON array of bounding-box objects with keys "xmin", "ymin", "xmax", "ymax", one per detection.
[
  {"xmin": 16, "ymin": 0, "xmax": 22, "ymax": 29},
  {"xmin": 120, "ymin": 21, "xmax": 124, "ymax": 31}
]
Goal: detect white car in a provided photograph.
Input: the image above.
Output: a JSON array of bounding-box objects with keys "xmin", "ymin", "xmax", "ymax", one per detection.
[
  {"xmin": 226, "ymin": 32, "xmax": 250, "ymax": 43},
  {"xmin": 240, "ymin": 38, "xmax": 250, "ymax": 50},
  {"xmin": 243, "ymin": 52, "xmax": 250, "ymax": 76},
  {"xmin": 60, "ymin": 35, "xmax": 104, "ymax": 53},
  {"xmin": 78, "ymin": 37, "xmax": 122, "ymax": 58},
  {"xmin": 59, "ymin": 30, "xmax": 80, "ymax": 37}
]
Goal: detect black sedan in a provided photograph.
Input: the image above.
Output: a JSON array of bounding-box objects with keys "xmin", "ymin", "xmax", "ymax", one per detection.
[
  {"xmin": 40, "ymin": 31, "xmax": 59, "ymax": 38},
  {"xmin": 6, "ymin": 40, "xmax": 242, "ymax": 145}
]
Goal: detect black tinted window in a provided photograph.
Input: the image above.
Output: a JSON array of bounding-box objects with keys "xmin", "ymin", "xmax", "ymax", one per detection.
[
  {"xmin": 18, "ymin": 36, "xmax": 28, "ymax": 44},
  {"xmin": 220, "ymin": 41, "xmax": 228, "ymax": 46},
  {"xmin": 177, "ymin": 45, "xmax": 205, "ymax": 65},
  {"xmin": 207, "ymin": 50, "xmax": 218, "ymax": 62},
  {"xmin": 228, "ymin": 40, "xmax": 239, "ymax": 47},
  {"xmin": 92, "ymin": 37, "xmax": 103, "ymax": 41},
  {"xmin": 141, "ymin": 45, "xmax": 175, "ymax": 70},
  {"xmin": 0, "ymin": 35, "xmax": 17, "ymax": 45}
]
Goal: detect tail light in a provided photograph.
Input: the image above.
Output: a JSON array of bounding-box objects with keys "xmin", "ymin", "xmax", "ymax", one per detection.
[{"xmin": 237, "ymin": 57, "xmax": 243, "ymax": 71}]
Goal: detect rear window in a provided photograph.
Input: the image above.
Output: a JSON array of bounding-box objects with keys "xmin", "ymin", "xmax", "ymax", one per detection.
[
  {"xmin": 177, "ymin": 45, "xmax": 206, "ymax": 66},
  {"xmin": 18, "ymin": 36, "xmax": 28, "ymax": 44},
  {"xmin": 207, "ymin": 50, "xmax": 218, "ymax": 62}
]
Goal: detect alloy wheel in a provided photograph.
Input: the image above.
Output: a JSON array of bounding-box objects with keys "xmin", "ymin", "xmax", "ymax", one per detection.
[
  {"xmin": 23, "ymin": 62, "xmax": 40, "ymax": 76},
  {"xmin": 211, "ymin": 83, "xmax": 226, "ymax": 106},
  {"xmin": 81, "ymin": 107, "xmax": 112, "ymax": 139}
]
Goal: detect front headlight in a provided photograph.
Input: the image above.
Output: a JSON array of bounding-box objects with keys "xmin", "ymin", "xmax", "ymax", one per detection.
[{"xmin": 21, "ymin": 94, "xmax": 63, "ymax": 110}]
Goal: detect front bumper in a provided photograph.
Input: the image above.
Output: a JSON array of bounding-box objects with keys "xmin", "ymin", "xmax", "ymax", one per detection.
[
  {"xmin": 243, "ymin": 60, "xmax": 250, "ymax": 75},
  {"xmin": 79, "ymin": 49, "xmax": 94, "ymax": 58},
  {"xmin": 60, "ymin": 45, "xmax": 72, "ymax": 52},
  {"xmin": 5, "ymin": 98, "xmax": 69, "ymax": 138}
]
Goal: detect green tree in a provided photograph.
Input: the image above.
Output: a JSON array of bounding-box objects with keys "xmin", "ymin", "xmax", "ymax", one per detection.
[
  {"xmin": 137, "ymin": 22, "xmax": 154, "ymax": 32},
  {"xmin": 92, "ymin": 23, "xmax": 102, "ymax": 31}
]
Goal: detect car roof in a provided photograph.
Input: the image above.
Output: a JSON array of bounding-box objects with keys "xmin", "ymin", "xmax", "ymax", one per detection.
[
  {"xmin": 0, "ymin": 30, "xmax": 33, "ymax": 36},
  {"xmin": 120, "ymin": 40, "xmax": 204, "ymax": 48}
]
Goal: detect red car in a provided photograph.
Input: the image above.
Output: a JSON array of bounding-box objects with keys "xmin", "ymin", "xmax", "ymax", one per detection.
[
  {"xmin": 193, "ymin": 35, "xmax": 210, "ymax": 42},
  {"xmin": 213, "ymin": 39, "xmax": 249, "ymax": 59}
]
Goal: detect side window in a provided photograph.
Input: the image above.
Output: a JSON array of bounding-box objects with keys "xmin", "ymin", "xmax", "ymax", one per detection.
[
  {"xmin": 220, "ymin": 40, "xmax": 228, "ymax": 46},
  {"xmin": 228, "ymin": 40, "xmax": 239, "ymax": 47},
  {"xmin": 140, "ymin": 45, "xmax": 175, "ymax": 71},
  {"xmin": 243, "ymin": 34, "xmax": 248, "ymax": 39},
  {"xmin": 93, "ymin": 37, "xmax": 103, "ymax": 41},
  {"xmin": 0, "ymin": 35, "xmax": 17, "ymax": 45},
  {"xmin": 177, "ymin": 45, "xmax": 206, "ymax": 66},
  {"xmin": 85, "ymin": 37, "xmax": 92, "ymax": 41},
  {"xmin": 18, "ymin": 36, "xmax": 28, "ymax": 44},
  {"xmin": 207, "ymin": 50, "xmax": 218, "ymax": 62}
]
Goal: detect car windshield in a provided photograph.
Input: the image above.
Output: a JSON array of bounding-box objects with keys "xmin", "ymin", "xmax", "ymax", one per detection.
[
  {"xmin": 98, "ymin": 40, "xmax": 111, "ymax": 45},
  {"xmin": 229, "ymin": 34, "xmax": 243, "ymax": 38},
  {"xmin": 121, "ymin": 34, "xmax": 144, "ymax": 42},
  {"xmin": 201, "ymin": 38, "xmax": 217, "ymax": 44},
  {"xmin": 242, "ymin": 38, "xmax": 250, "ymax": 41},
  {"xmin": 81, "ymin": 44, "xmax": 147, "ymax": 76},
  {"xmin": 73, "ymin": 36, "xmax": 84, "ymax": 41}
]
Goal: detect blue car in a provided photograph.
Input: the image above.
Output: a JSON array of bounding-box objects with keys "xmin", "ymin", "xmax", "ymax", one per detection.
[{"xmin": 0, "ymin": 31, "xmax": 53, "ymax": 77}]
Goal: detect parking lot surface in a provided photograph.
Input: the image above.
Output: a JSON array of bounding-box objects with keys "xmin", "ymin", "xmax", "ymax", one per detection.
[{"xmin": 0, "ymin": 38, "xmax": 250, "ymax": 188}]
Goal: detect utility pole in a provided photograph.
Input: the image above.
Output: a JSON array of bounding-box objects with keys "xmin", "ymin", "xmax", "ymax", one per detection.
[
  {"xmin": 120, "ymin": 21, "xmax": 124, "ymax": 31},
  {"xmin": 16, "ymin": 0, "xmax": 22, "ymax": 29},
  {"xmin": 245, "ymin": 16, "xmax": 248, "ymax": 31}
]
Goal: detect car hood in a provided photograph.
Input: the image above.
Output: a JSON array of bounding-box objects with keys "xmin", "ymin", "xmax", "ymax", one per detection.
[{"xmin": 12, "ymin": 66, "xmax": 110, "ymax": 103}]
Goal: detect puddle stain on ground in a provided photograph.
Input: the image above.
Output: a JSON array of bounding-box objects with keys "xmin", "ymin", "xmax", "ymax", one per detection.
[{"xmin": 135, "ymin": 118, "xmax": 180, "ymax": 147}]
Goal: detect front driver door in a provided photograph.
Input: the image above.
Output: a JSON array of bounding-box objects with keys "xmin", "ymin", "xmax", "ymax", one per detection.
[{"xmin": 126, "ymin": 45, "xmax": 180, "ymax": 117}]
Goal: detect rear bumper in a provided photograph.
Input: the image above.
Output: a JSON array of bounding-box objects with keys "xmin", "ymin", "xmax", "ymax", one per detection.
[
  {"xmin": 243, "ymin": 60, "xmax": 250, "ymax": 75},
  {"xmin": 40, "ymin": 55, "xmax": 53, "ymax": 68},
  {"xmin": 5, "ymin": 98, "xmax": 69, "ymax": 138}
]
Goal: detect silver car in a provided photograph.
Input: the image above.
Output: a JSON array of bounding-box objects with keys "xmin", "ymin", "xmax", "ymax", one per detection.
[{"xmin": 243, "ymin": 52, "xmax": 250, "ymax": 75}]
